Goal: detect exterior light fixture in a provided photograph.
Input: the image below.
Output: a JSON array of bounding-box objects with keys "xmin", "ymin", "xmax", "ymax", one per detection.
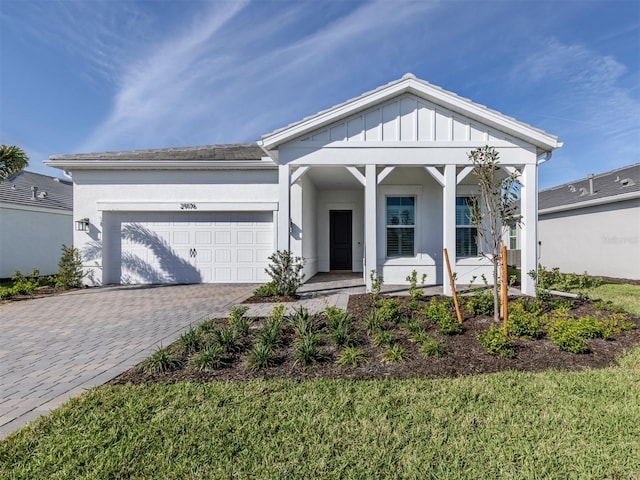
[{"xmin": 75, "ymin": 218, "xmax": 90, "ymax": 232}]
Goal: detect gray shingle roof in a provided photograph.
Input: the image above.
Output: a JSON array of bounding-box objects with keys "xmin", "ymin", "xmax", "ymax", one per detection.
[
  {"xmin": 49, "ymin": 143, "xmax": 264, "ymax": 162},
  {"xmin": 539, "ymin": 163, "xmax": 640, "ymax": 211},
  {"xmin": 0, "ymin": 171, "xmax": 72, "ymax": 211}
]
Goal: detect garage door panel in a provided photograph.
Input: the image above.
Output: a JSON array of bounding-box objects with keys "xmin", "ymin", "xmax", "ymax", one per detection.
[
  {"xmin": 215, "ymin": 231, "xmax": 232, "ymax": 244},
  {"xmin": 107, "ymin": 212, "xmax": 273, "ymax": 284}
]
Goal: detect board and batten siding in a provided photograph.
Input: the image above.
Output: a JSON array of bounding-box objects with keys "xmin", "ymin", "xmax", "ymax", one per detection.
[{"xmin": 296, "ymin": 94, "xmax": 522, "ymax": 146}]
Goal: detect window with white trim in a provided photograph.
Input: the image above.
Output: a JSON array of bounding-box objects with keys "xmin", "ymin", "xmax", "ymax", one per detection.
[
  {"xmin": 456, "ymin": 196, "xmax": 477, "ymax": 257},
  {"xmin": 509, "ymin": 225, "xmax": 517, "ymax": 250},
  {"xmin": 386, "ymin": 196, "xmax": 415, "ymax": 257}
]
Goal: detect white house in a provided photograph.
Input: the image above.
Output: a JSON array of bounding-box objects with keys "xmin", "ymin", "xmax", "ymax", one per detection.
[
  {"xmin": 538, "ymin": 163, "xmax": 639, "ymax": 280},
  {"xmin": 46, "ymin": 74, "xmax": 561, "ymax": 295},
  {"xmin": 0, "ymin": 171, "xmax": 73, "ymax": 278}
]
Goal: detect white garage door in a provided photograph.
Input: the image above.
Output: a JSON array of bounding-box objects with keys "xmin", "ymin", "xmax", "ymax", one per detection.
[{"xmin": 106, "ymin": 212, "xmax": 273, "ymax": 284}]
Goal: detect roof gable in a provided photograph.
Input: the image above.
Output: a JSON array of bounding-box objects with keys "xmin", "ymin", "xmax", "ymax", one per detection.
[
  {"xmin": 289, "ymin": 93, "xmax": 527, "ymax": 148},
  {"xmin": 260, "ymin": 73, "xmax": 560, "ymax": 153}
]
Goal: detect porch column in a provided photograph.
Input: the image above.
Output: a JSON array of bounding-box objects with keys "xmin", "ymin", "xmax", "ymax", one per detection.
[
  {"xmin": 365, "ymin": 164, "xmax": 377, "ymax": 291},
  {"xmin": 442, "ymin": 165, "xmax": 457, "ymax": 295},
  {"xmin": 278, "ymin": 164, "xmax": 290, "ymax": 251},
  {"xmin": 520, "ymin": 163, "xmax": 537, "ymax": 295}
]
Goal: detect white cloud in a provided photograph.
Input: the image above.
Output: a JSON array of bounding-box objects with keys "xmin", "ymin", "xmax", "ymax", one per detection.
[{"xmin": 78, "ymin": 0, "xmax": 440, "ymax": 152}]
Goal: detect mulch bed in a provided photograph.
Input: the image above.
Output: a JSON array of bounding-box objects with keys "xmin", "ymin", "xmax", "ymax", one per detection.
[
  {"xmin": 109, "ymin": 293, "xmax": 640, "ymax": 385},
  {"xmin": 242, "ymin": 294, "xmax": 299, "ymax": 304},
  {"xmin": 0, "ymin": 287, "xmax": 72, "ymax": 305}
]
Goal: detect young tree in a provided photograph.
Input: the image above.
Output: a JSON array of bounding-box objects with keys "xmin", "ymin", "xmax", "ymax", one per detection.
[
  {"xmin": 0, "ymin": 145, "xmax": 29, "ymax": 181},
  {"xmin": 468, "ymin": 145, "xmax": 521, "ymax": 322}
]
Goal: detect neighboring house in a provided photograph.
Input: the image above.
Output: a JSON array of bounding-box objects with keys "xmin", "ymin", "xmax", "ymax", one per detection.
[
  {"xmin": 0, "ymin": 171, "xmax": 73, "ymax": 278},
  {"xmin": 537, "ymin": 163, "xmax": 640, "ymax": 280},
  {"xmin": 46, "ymin": 74, "xmax": 561, "ymax": 295}
]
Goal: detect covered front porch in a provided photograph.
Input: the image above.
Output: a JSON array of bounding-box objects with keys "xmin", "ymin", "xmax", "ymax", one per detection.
[{"xmin": 276, "ymin": 162, "xmax": 538, "ymax": 295}]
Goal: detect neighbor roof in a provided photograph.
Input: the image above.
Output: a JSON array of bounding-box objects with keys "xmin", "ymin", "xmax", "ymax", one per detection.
[
  {"xmin": 0, "ymin": 171, "xmax": 73, "ymax": 211},
  {"xmin": 260, "ymin": 73, "xmax": 561, "ymax": 153},
  {"xmin": 539, "ymin": 163, "xmax": 640, "ymax": 213},
  {"xmin": 46, "ymin": 144, "xmax": 274, "ymax": 170}
]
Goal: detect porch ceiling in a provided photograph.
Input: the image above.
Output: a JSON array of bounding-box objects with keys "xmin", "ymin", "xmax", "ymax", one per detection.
[{"xmin": 305, "ymin": 166, "xmax": 364, "ymax": 190}]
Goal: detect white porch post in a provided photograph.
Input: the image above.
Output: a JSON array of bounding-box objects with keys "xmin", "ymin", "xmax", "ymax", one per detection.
[
  {"xmin": 278, "ymin": 164, "xmax": 290, "ymax": 251},
  {"xmin": 520, "ymin": 163, "xmax": 537, "ymax": 295},
  {"xmin": 442, "ymin": 165, "xmax": 457, "ymax": 295},
  {"xmin": 365, "ymin": 164, "xmax": 377, "ymax": 291}
]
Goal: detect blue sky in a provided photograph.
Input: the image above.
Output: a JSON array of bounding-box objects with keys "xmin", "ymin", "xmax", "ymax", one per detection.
[{"xmin": 1, "ymin": 0, "xmax": 638, "ymax": 189}]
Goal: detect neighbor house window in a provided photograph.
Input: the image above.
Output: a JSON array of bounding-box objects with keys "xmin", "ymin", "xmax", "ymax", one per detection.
[
  {"xmin": 386, "ymin": 196, "xmax": 415, "ymax": 257},
  {"xmin": 456, "ymin": 196, "xmax": 477, "ymax": 257},
  {"xmin": 509, "ymin": 225, "xmax": 517, "ymax": 250}
]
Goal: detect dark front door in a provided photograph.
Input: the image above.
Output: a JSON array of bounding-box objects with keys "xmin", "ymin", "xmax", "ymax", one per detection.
[{"xmin": 330, "ymin": 210, "xmax": 352, "ymax": 271}]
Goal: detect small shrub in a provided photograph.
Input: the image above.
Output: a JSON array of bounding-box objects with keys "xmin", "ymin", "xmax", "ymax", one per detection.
[
  {"xmin": 419, "ymin": 337, "xmax": 446, "ymax": 357},
  {"xmin": 246, "ymin": 342, "xmax": 275, "ymax": 370},
  {"xmin": 178, "ymin": 326, "xmax": 201, "ymax": 354},
  {"xmin": 424, "ymin": 298, "xmax": 461, "ymax": 335},
  {"xmin": 465, "ymin": 290, "xmax": 494, "ymax": 316},
  {"xmin": 382, "ymin": 344, "xmax": 410, "ymax": 363},
  {"xmin": 337, "ymin": 347, "xmax": 368, "ymax": 367},
  {"xmin": 575, "ymin": 316, "xmax": 605, "ymax": 339},
  {"xmin": 269, "ymin": 304, "xmax": 286, "ymax": 324},
  {"xmin": 507, "ymin": 302, "xmax": 544, "ymax": 339},
  {"xmin": 55, "ymin": 245, "xmax": 86, "ymax": 289},
  {"xmin": 477, "ymin": 325, "xmax": 515, "ymax": 358},
  {"xmin": 294, "ymin": 333, "xmax": 325, "ymax": 367},
  {"xmin": 265, "ymin": 250, "xmax": 305, "ymax": 296},
  {"xmin": 253, "ymin": 282, "xmax": 278, "ymax": 298},
  {"xmin": 547, "ymin": 319, "xmax": 588, "ymax": 354},
  {"xmin": 410, "ymin": 329, "xmax": 431, "ymax": 344},
  {"xmin": 142, "ymin": 347, "xmax": 182, "ymax": 374},
  {"xmin": 189, "ymin": 346, "xmax": 227, "ymax": 371},
  {"xmin": 215, "ymin": 327, "xmax": 240, "ymax": 353},
  {"xmin": 259, "ymin": 319, "xmax": 283, "ymax": 348},
  {"xmin": 364, "ymin": 309, "xmax": 384, "ymax": 332},
  {"xmin": 369, "ymin": 270, "xmax": 384, "ymax": 302},
  {"xmin": 407, "ymin": 299, "xmax": 422, "ymax": 311},
  {"xmin": 437, "ymin": 313, "xmax": 461, "ymax": 335},
  {"xmin": 402, "ymin": 316, "xmax": 426, "ymax": 335},
  {"xmin": 406, "ymin": 270, "xmax": 427, "ymax": 300},
  {"xmin": 197, "ymin": 318, "xmax": 218, "ymax": 334},
  {"xmin": 372, "ymin": 330, "xmax": 396, "ymax": 347},
  {"xmin": 326, "ymin": 307, "xmax": 355, "ymax": 347},
  {"xmin": 377, "ymin": 298, "xmax": 401, "ymax": 323},
  {"xmin": 288, "ymin": 306, "xmax": 313, "ymax": 337},
  {"xmin": 229, "ymin": 305, "xmax": 251, "ymax": 337},
  {"xmin": 600, "ymin": 313, "xmax": 634, "ymax": 339}
]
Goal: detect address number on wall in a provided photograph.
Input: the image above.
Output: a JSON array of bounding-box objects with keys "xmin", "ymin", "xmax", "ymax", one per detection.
[{"xmin": 180, "ymin": 203, "xmax": 198, "ymax": 210}]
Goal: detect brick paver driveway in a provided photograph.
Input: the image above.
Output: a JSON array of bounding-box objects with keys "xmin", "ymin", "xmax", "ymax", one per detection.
[{"xmin": 0, "ymin": 283, "xmax": 254, "ymax": 438}]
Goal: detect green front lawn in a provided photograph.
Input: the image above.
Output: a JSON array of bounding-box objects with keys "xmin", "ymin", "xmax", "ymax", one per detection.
[{"xmin": 2, "ymin": 350, "xmax": 640, "ymax": 479}]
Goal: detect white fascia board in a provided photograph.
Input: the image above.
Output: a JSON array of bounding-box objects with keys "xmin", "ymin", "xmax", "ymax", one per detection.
[
  {"xmin": 96, "ymin": 201, "xmax": 278, "ymax": 212},
  {"xmin": 539, "ymin": 191, "xmax": 640, "ymax": 215},
  {"xmin": 260, "ymin": 77, "xmax": 560, "ymax": 151},
  {"xmin": 0, "ymin": 202, "xmax": 73, "ymax": 215},
  {"xmin": 44, "ymin": 159, "xmax": 277, "ymax": 171}
]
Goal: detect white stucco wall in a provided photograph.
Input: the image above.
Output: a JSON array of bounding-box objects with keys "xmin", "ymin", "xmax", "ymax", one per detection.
[
  {"xmin": 0, "ymin": 206, "xmax": 72, "ymax": 277},
  {"xmin": 539, "ymin": 199, "xmax": 640, "ymax": 280},
  {"xmin": 72, "ymin": 169, "xmax": 279, "ymax": 285}
]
